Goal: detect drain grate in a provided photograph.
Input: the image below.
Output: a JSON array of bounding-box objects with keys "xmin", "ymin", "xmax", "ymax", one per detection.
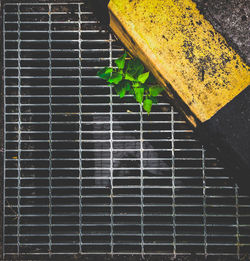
[{"xmin": 2, "ymin": 1, "xmax": 250, "ymax": 260}]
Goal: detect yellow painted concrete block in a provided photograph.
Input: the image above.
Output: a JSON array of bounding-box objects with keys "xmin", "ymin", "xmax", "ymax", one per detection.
[{"xmin": 108, "ymin": 0, "xmax": 250, "ymax": 126}]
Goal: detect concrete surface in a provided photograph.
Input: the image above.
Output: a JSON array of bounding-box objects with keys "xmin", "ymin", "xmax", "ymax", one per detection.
[{"xmin": 194, "ymin": 0, "xmax": 250, "ymax": 65}]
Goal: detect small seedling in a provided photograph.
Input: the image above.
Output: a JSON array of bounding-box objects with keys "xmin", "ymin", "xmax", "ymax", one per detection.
[{"xmin": 97, "ymin": 52, "xmax": 164, "ymax": 114}]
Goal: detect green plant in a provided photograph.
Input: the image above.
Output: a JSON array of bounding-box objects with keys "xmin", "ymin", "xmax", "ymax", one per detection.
[{"xmin": 97, "ymin": 52, "xmax": 164, "ymax": 114}]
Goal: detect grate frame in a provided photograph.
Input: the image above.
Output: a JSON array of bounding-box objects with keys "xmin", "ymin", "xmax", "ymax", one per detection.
[{"xmin": 2, "ymin": 1, "xmax": 250, "ymax": 260}]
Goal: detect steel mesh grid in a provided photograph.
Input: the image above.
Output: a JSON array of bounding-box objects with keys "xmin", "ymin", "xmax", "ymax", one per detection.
[{"xmin": 2, "ymin": 1, "xmax": 250, "ymax": 260}]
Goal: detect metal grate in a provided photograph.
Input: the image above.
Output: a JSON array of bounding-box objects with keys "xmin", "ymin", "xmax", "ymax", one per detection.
[{"xmin": 2, "ymin": 1, "xmax": 250, "ymax": 260}]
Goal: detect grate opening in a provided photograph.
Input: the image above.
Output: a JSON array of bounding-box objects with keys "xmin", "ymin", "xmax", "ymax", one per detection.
[{"xmin": 2, "ymin": 1, "xmax": 250, "ymax": 260}]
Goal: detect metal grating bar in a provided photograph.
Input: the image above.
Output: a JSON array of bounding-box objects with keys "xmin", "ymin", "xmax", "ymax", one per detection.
[
  {"xmin": 171, "ymin": 105, "xmax": 176, "ymax": 258},
  {"xmin": 16, "ymin": 3, "xmax": 21, "ymax": 255},
  {"xmin": 109, "ymin": 32, "xmax": 114, "ymax": 257},
  {"xmin": 139, "ymin": 93, "xmax": 144, "ymax": 257},
  {"xmin": 48, "ymin": 3, "xmax": 52, "ymax": 257},
  {"xmin": 77, "ymin": 3, "xmax": 83, "ymax": 254},
  {"xmin": 2, "ymin": 1, "xmax": 250, "ymax": 260},
  {"xmin": 202, "ymin": 146, "xmax": 207, "ymax": 257}
]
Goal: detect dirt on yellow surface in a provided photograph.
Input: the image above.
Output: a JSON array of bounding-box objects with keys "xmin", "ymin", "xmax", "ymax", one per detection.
[{"xmin": 109, "ymin": 0, "xmax": 250, "ymax": 126}]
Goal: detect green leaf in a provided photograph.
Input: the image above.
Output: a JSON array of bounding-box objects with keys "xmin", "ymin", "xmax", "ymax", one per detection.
[
  {"xmin": 97, "ymin": 67, "xmax": 113, "ymax": 80},
  {"xmin": 119, "ymin": 87, "xmax": 126, "ymax": 98},
  {"xmin": 146, "ymin": 73, "xmax": 157, "ymax": 84},
  {"xmin": 143, "ymin": 99, "xmax": 153, "ymax": 114},
  {"xmin": 129, "ymin": 88, "xmax": 134, "ymax": 95},
  {"xmin": 104, "ymin": 67, "xmax": 113, "ymax": 74},
  {"xmin": 115, "ymin": 52, "xmax": 127, "ymax": 69},
  {"xmin": 124, "ymin": 81, "xmax": 131, "ymax": 91},
  {"xmin": 138, "ymin": 72, "xmax": 149, "ymax": 83},
  {"xmin": 97, "ymin": 54, "xmax": 159, "ymax": 115},
  {"xmin": 124, "ymin": 73, "xmax": 136, "ymax": 82},
  {"xmin": 134, "ymin": 87, "xmax": 144, "ymax": 103},
  {"xmin": 149, "ymin": 96, "xmax": 158, "ymax": 104},
  {"xmin": 114, "ymin": 86, "xmax": 120, "ymax": 94},
  {"xmin": 114, "ymin": 81, "xmax": 130, "ymax": 98},
  {"xmin": 126, "ymin": 58, "xmax": 144, "ymax": 78},
  {"xmin": 132, "ymin": 82, "xmax": 140, "ymax": 88},
  {"xmin": 149, "ymin": 85, "xmax": 164, "ymax": 96},
  {"xmin": 107, "ymin": 72, "xmax": 123, "ymax": 84},
  {"xmin": 114, "ymin": 84, "xmax": 122, "ymax": 95}
]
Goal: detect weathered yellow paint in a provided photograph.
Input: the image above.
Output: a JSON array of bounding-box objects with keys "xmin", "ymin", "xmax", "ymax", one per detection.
[{"xmin": 108, "ymin": 0, "xmax": 250, "ymax": 125}]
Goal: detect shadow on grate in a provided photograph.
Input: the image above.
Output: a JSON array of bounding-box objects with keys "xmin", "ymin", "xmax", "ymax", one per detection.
[{"xmin": 2, "ymin": 1, "xmax": 250, "ymax": 260}]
